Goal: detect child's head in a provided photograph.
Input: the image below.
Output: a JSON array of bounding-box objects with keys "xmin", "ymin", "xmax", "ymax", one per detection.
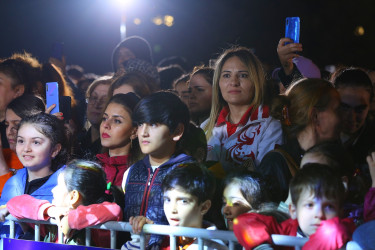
[
  {"xmin": 16, "ymin": 112, "xmax": 69, "ymax": 172},
  {"xmin": 52, "ymin": 160, "xmax": 112, "ymax": 208},
  {"xmin": 161, "ymin": 163, "xmax": 215, "ymax": 228},
  {"xmin": 100, "ymin": 93, "xmax": 141, "ymax": 162},
  {"xmin": 301, "ymin": 141, "xmax": 354, "ymax": 179},
  {"xmin": 132, "ymin": 91, "xmax": 190, "ymax": 160},
  {"xmin": 222, "ymin": 171, "xmax": 266, "ymax": 230},
  {"xmin": 5, "ymin": 94, "xmax": 45, "ymax": 151},
  {"xmin": 110, "ymin": 71, "xmax": 152, "ymax": 98},
  {"xmin": 289, "ymin": 163, "xmax": 346, "ymax": 237}
]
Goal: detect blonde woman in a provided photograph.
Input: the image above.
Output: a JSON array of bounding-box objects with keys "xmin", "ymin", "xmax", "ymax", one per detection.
[{"xmin": 202, "ymin": 47, "xmax": 283, "ymax": 172}]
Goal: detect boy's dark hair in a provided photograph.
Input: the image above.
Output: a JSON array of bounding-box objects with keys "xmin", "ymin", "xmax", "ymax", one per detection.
[
  {"xmin": 223, "ymin": 170, "xmax": 268, "ymax": 210},
  {"xmin": 290, "ymin": 163, "xmax": 346, "ymax": 207},
  {"xmin": 162, "ymin": 162, "xmax": 215, "ymax": 204},
  {"xmin": 132, "ymin": 91, "xmax": 190, "ymax": 136}
]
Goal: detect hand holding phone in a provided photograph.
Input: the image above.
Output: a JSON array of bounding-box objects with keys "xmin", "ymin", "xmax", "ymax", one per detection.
[{"xmin": 46, "ymin": 82, "xmax": 59, "ymax": 114}]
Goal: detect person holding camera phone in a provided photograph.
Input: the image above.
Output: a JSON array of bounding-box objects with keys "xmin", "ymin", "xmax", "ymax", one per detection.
[{"xmin": 275, "ymin": 38, "xmax": 321, "ymax": 90}]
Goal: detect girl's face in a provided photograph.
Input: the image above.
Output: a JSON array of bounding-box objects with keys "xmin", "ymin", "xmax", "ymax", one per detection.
[
  {"xmin": 16, "ymin": 124, "xmax": 60, "ymax": 170},
  {"xmin": 189, "ymin": 74, "xmax": 212, "ymax": 118},
  {"xmin": 222, "ymin": 182, "xmax": 251, "ymax": 230},
  {"xmin": 87, "ymin": 83, "xmax": 110, "ymax": 126},
  {"xmin": 51, "ymin": 173, "xmax": 71, "ymax": 207},
  {"xmin": 100, "ymin": 103, "xmax": 136, "ymax": 152},
  {"xmin": 219, "ymin": 56, "xmax": 254, "ymax": 108},
  {"xmin": 315, "ymin": 92, "xmax": 341, "ymax": 142},
  {"xmin": 5, "ymin": 108, "xmax": 21, "ymax": 151}
]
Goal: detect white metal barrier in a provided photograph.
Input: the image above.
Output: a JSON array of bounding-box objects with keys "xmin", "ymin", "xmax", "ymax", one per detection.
[
  {"xmin": 5, "ymin": 216, "xmax": 307, "ymax": 249},
  {"xmin": 5, "ymin": 215, "xmax": 238, "ymax": 250}
]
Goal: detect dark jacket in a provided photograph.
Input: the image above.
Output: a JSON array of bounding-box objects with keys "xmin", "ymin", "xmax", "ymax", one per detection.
[{"xmin": 124, "ymin": 153, "xmax": 193, "ymax": 246}]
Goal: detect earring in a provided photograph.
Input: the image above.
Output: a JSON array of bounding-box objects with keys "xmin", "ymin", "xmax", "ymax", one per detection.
[{"xmin": 130, "ymin": 138, "xmax": 133, "ymax": 149}]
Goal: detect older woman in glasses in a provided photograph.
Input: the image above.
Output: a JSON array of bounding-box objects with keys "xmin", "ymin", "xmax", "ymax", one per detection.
[{"xmin": 77, "ymin": 76, "xmax": 112, "ymax": 158}]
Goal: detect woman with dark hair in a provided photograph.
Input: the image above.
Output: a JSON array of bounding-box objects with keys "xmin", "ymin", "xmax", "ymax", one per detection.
[
  {"xmin": 331, "ymin": 67, "xmax": 375, "ymax": 174},
  {"xmin": 202, "ymin": 47, "xmax": 283, "ymax": 172},
  {"xmin": 258, "ymin": 78, "xmax": 341, "ymax": 202},
  {"xmin": 188, "ymin": 66, "xmax": 214, "ymax": 126},
  {"xmin": 96, "ymin": 93, "xmax": 142, "ymax": 188},
  {"xmin": 0, "ymin": 95, "xmax": 45, "ymax": 195}
]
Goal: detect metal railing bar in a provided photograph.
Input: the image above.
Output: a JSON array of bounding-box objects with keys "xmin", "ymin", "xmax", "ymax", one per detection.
[
  {"xmin": 170, "ymin": 235, "xmax": 177, "ymax": 250},
  {"xmin": 198, "ymin": 237, "xmax": 203, "ymax": 250},
  {"xmin": 34, "ymin": 224, "xmax": 40, "ymax": 241},
  {"xmin": 85, "ymin": 227, "xmax": 91, "ymax": 246}
]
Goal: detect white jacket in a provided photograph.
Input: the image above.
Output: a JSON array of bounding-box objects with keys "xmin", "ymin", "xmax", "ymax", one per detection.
[{"xmin": 203, "ymin": 105, "xmax": 283, "ymax": 172}]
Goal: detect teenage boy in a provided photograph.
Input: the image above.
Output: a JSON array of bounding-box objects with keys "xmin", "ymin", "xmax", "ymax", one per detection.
[
  {"xmin": 121, "ymin": 91, "xmax": 194, "ymax": 247},
  {"xmin": 233, "ymin": 163, "xmax": 355, "ymax": 249},
  {"xmin": 130, "ymin": 163, "xmax": 228, "ymax": 250}
]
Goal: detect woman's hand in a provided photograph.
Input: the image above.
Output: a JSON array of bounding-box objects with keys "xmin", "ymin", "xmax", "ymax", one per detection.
[
  {"xmin": 46, "ymin": 104, "xmax": 64, "ymax": 120},
  {"xmin": 129, "ymin": 216, "xmax": 154, "ymax": 234},
  {"xmin": 277, "ymin": 38, "xmax": 303, "ymax": 75},
  {"xmin": 0, "ymin": 207, "xmax": 9, "ymax": 222}
]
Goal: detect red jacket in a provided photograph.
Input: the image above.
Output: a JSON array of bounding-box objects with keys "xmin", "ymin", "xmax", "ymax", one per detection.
[
  {"xmin": 97, "ymin": 152, "xmax": 130, "ymax": 187},
  {"xmin": 233, "ymin": 213, "xmax": 355, "ymax": 250}
]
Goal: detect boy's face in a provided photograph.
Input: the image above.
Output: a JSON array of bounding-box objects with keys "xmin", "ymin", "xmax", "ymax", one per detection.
[
  {"xmin": 137, "ymin": 123, "xmax": 181, "ymax": 161},
  {"xmin": 291, "ymin": 189, "xmax": 340, "ymax": 237},
  {"xmin": 163, "ymin": 187, "xmax": 209, "ymax": 228}
]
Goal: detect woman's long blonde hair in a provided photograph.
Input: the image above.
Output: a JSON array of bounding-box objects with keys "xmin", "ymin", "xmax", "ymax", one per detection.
[{"xmin": 204, "ymin": 47, "xmax": 266, "ymax": 140}]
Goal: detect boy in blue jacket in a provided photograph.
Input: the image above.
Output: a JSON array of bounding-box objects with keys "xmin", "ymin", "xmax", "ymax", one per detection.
[{"xmin": 121, "ymin": 91, "xmax": 193, "ymax": 248}]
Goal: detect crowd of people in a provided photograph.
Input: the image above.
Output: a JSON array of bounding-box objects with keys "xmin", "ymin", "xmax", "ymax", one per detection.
[{"xmin": 0, "ymin": 34, "xmax": 374, "ymax": 249}]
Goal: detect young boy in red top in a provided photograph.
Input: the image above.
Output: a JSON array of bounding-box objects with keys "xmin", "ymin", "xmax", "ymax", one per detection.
[{"xmin": 233, "ymin": 163, "xmax": 355, "ymax": 249}]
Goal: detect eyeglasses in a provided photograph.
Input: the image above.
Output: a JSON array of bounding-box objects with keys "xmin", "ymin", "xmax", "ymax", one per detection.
[{"xmin": 86, "ymin": 96, "xmax": 107, "ymax": 106}]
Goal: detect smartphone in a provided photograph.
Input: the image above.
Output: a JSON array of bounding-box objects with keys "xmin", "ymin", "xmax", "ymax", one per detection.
[
  {"xmin": 60, "ymin": 96, "xmax": 72, "ymax": 122},
  {"xmin": 46, "ymin": 82, "xmax": 59, "ymax": 114},
  {"xmin": 285, "ymin": 17, "xmax": 300, "ymax": 43},
  {"xmin": 50, "ymin": 42, "xmax": 64, "ymax": 61}
]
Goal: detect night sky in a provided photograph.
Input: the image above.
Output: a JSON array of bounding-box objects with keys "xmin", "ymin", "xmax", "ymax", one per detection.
[{"xmin": 1, "ymin": 0, "xmax": 375, "ymax": 74}]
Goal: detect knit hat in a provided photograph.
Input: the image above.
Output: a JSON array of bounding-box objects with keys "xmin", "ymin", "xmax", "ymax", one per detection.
[
  {"xmin": 112, "ymin": 36, "xmax": 153, "ymax": 72},
  {"xmin": 123, "ymin": 58, "xmax": 160, "ymax": 90}
]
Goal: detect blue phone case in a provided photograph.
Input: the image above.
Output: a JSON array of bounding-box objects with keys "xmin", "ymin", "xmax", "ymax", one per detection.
[
  {"xmin": 46, "ymin": 82, "xmax": 59, "ymax": 114},
  {"xmin": 285, "ymin": 17, "xmax": 300, "ymax": 43}
]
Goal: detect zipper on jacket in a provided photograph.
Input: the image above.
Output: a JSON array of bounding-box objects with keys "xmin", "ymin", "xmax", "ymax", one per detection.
[{"xmin": 140, "ymin": 168, "xmax": 159, "ymax": 216}]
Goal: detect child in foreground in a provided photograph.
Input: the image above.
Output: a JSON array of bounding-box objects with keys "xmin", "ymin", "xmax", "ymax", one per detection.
[
  {"xmin": 233, "ymin": 163, "xmax": 355, "ymax": 249},
  {"xmin": 130, "ymin": 163, "xmax": 228, "ymax": 250},
  {"xmin": 1, "ymin": 160, "xmax": 123, "ymax": 247},
  {"xmin": 222, "ymin": 171, "xmax": 268, "ymax": 231},
  {"xmin": 122, "ymin": 91, "xmax": 194, "ymax": 247}
]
